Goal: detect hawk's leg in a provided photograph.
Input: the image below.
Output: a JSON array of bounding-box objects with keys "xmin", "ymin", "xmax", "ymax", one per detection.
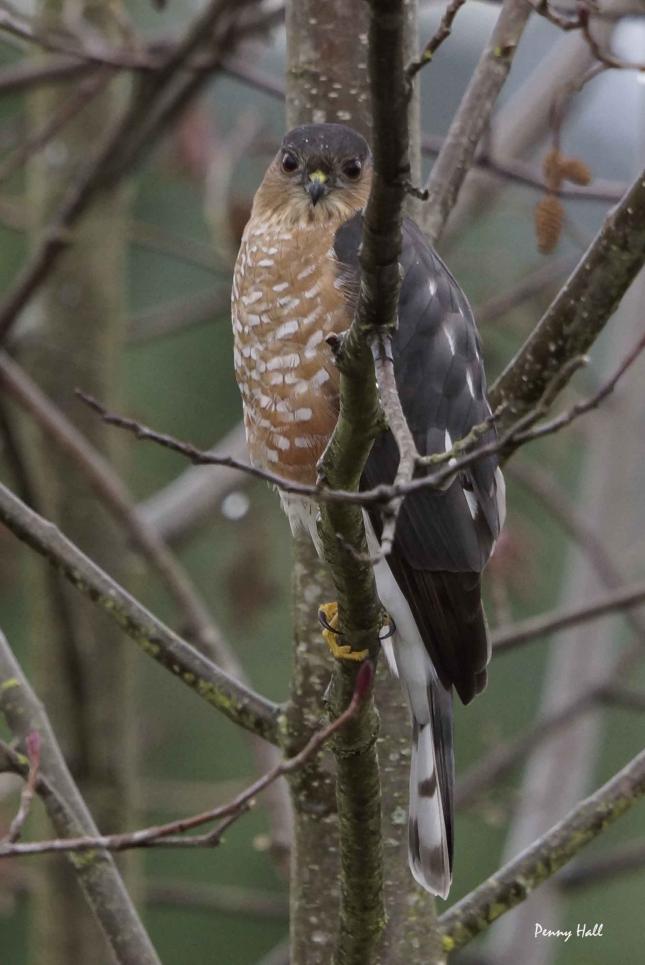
[{"xmin": 318, "ymin": 602, "xmax": 369, "ymax": 662}]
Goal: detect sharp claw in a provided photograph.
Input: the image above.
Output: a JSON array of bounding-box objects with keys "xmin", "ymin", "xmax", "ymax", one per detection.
[{"xmin": 318, "ymin": 602, "xmax": 368, "ymax": 662}]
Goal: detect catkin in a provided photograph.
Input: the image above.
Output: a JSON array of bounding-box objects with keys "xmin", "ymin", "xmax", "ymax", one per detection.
[
  {"xmin": 559, "ymin": 157, "xmax": 592, "ymax": 186},
  {"xmin": 535, "ymin": 195, "xmax": 564, "ymax": 254}
]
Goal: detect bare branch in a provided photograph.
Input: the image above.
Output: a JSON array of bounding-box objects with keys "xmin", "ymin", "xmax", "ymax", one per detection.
[
  {"xmin": 0, "ymin": 70, "xmax": 112, "ymax": 184},
  {"xmin": 128, "ymin": 290, "xmax": 230, "ymax": 344},
  {"xmin": 0, "ymin": 351, "xmax": 238, "ymax": 670},
  {"xmin": 440, "ymin": 747, "xmax": 645, "ymax": 952},
  {"xmin": 2, "ymin": 731, "xmax": 41, "ymax": 843},
  {"xmin": 0, "ymin": 56, "xmax": 91, "ymax": 95},
  {"xmin": 492, "ymin": 580, "xmax": 645, "ymax": 654},
  {"xmin": 137, "ymin": 422, "xmax": 249, "ymax": 544},
  {"xmin": 78, "ymin": 326, "xmax": 645, "ymax": 515},
  {"xmin": 0, "ymin": 481, "xmax": 280, "ymax": 743},
  {"xmin": 457, "ymin": 629, "xmax": 645, "ymax": 810},
  {"xmin": 599, "ymin": 685, "xmax": 645, "ymax": 715},
  {"xmin": 475, "ymin": 255, "xmax": 577, "ymax": 327},
  {"xmin": 491, "ymin": 163, "xmax": 645, "ymax": 438},
  {"xmin": 559, "ymin": 839, "xmax": 645, "ymax": 891},
  {"xmin": 148, "ymin": 879, "xmax": 288, "ymax": 920},
  {"xmin": 406, "ymin": 0, "xmax": 467, "ymax": 81},
  {"xmin": 0, "ymin": 629, "xmax": 161, "ymax": 965},
  {"xmin": 507, "ymin": 460, "xmax": 645, "ymax": 638},
  {"xmin": 455, "ymin": 692, "xmax": 597, "ymax": 810},
  {"xmin": 421, "ymin": 0, "xmax": 532, "ymax": 245},
  {"xmin": 0, "ymin": 351, "xmax": 291, "ymax": 847},
  {"xmin": 578, "ymin": 3, "xmax": 645, "ymax": 71},
  {"xmin": 371, "ymin": 335, "xmax": 419, "ymax": 557},
  {"xmin": 0, "ymin": 663, "xmax": 372, "ymax": 859},
  {"xmin": 499, "ymin": 330, "xmax": 645, "ymax": 453},
  {"xmin": 0, "ymin": 0, "xmax": 274, "ymax": 344}
]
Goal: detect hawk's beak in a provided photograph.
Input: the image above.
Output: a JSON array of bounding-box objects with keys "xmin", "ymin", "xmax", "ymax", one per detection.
[{"xmin": 306, "ymin": 170, "xmax": 328, "ymax": 206}]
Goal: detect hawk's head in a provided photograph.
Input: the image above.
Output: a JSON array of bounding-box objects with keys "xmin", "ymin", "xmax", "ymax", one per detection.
[{"xmin": 253, "ymin": 123, "xmax": 372, "ymax": 225}]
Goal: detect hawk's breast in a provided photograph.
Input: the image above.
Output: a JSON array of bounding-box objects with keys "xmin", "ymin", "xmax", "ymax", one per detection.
[{"xmin": 232, "ymin": 216, "xmax": 351, "ymax": 483}]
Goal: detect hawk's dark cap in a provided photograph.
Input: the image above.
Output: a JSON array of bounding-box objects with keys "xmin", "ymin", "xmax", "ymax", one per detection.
[{"xmin": 281, "ymin": 124, "xmax": 371, "ymax": 165}]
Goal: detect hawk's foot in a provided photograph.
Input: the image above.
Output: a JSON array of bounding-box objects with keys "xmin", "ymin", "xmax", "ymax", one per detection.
[{"xmin": 318, "ymin": 602, "xmax": 369, "ymax": 662}]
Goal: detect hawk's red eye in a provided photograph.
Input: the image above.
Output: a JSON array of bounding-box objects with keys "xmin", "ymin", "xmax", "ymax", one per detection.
[
  {"xmin": 342, "ymin": 158, "xmax": 362, "ymax": 180},
  {"xmin": 281, "ymin": 152, "xmax": 299, "ymax": 174}
]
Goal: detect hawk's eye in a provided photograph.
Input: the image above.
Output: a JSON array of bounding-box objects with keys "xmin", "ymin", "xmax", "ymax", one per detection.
[
  {"xmin": 342, "ymin": 158, "xmax": 362, "ymax": 180},
  {"xmin": 281, "ymin": 151, "xmax": 299, "ymax": 174}
]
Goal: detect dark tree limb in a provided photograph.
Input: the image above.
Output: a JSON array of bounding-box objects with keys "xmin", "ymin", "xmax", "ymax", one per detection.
[
  {"xmin": 0, "ymin": 665, "xmax": 370, "ymax": 859},
  {"xmin": 0, "ymin": 630, "xmax": 161, "ymax": 965},
  {"xmin": 558, "ymin": 839, "xmax": 645, "ymax": 891},
  {"xmin": 0, "ymin": 350, "xmax": 291, "ymax": 858},
  {"xmin": 421, "ymin": 0, "xmax": 532, "ymax": 245},
  {"xmin": 0, "ymin": 482, "xmax": 281, "ymax": 743},
  {"xmin": 0, "ymin": 351, "xmax": 239, "ymax": 670},
  {"xmin": 440, "ymin": 747, "xmax": 645, "ymax": 953},
  {"xmin": 0, "ymin": 0, "xmax": 273, "ymax": 344},
  {"xmin": 492, "ymin": 165, "xmax": 645, "ymax": 438},
  {"xmin": 492, "ymin": 579, "xmax": 645, "ymax": 654}
]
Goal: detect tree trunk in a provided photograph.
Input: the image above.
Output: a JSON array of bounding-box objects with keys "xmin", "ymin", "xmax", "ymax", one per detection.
[{"xmin": 284, "ymin": 2, "xmax": 444, "ymax": 961}]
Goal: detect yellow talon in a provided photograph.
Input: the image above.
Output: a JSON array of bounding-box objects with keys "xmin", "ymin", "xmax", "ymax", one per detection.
[{"xmin": 318, "ymin": 601, "xmax": 369, "ymax": 662}]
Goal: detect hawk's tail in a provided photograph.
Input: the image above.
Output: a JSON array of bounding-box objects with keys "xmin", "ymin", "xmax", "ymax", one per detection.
[{"xmin": 407, "ymin": 681, "xmax": 454, "ymax": 899}]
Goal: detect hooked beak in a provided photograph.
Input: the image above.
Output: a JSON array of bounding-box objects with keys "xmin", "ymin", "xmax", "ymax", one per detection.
[{"xmin": 305, "ymin": 170, "xmax": 329, "ymax": 206}]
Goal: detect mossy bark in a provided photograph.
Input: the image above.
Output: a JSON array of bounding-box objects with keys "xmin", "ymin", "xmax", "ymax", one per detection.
[
  {"xmin": 284, "ymin": 538, "xmax": 340, "ymax": 964},
  {"xmin": 284, "ymin": 2, "xmax": 443, "ymax": 963}
]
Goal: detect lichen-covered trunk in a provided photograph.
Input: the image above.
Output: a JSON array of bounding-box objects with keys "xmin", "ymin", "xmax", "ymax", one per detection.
[
  {"xmin": 285, "ymin": 2, "xmax": 444, "ymax": 961},
  {"xmin": 18, "ymin": 4, "xmax": 137, "ymax": 963},
  {"xmin": 285, "ymin": 537, "xmax": 340, "ymax": 963}
]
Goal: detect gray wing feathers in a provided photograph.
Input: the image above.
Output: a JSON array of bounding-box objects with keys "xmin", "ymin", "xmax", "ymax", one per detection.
[
  {"xmin": 334, "ymin": 214, "xmax": 503, "ymax": 702},
  {"xmin": 334, "ymin": 212, "xmax": 504, "ymax": 896}
]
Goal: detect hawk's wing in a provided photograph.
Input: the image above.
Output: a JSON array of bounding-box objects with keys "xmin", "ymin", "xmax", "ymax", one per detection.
[{"xmin": 333, "ymin": 214, "xmax": 504, "ymax": 705}]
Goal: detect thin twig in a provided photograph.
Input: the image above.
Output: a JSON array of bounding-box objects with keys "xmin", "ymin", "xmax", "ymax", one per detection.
[
  {"xmin": 0, "ymin": 57, "xmax": 92, "ymax": 95},
  {"xmin": 421, "ymin": 132, "xmax": 626, "ymax": 202},
  {"xmin": 421, "ymin": 0, "xmax": 533, "ymax": 245},
  {"xmin": 3, "ymin": 731, "xmax": 41, "ymax": 843},
  {"xmin": 371, "ymin": 334, "xmax": 419, "ymax": 557},
  {"xmin": 0, "ymin": 70, "xmax": 113, "ymax": 184},
  {"xmin": 507, "ymin": 460, "xmax": 645, "ymax": 638},
  {"xmin": 148, "ymin": 879, "xmax": 288, "ymax": 919},
  {"xmin": 0, "ymin": 481, "xmax": 281, "ymax": 742},
  {"xmin": 78, "ymin": 330, "xmax": 645, "ymax": 512},
  {"xmin": 577, "ymin": 2, "xmax": 645, "ymax": 71},
  {"xmin": 0, "ymin": 663, "xmax": 372, "ymax": 858},
  {"xmin": 0, "ymin": 0, "xmax": 275, "ymax": 345},
  {"xmin": 0, "ymin": 630, "xmax": 161, "ymax": 965},
  {"xmin": 491, "ymin": 161, "xmax": 645, "ymax": 438},
  {"xmin": 492, "ymin": 580, "xmax": 645, "ymax": 654},
  {"xmin": 455, "ymin": 692, "xmax": 597, "ymax": 810},
  {"xmin": 406, "ymin": 0, "xmax": 468, "ymax": 81},
  {"xmin": 506, "ymin": 330, "xmax": 645, "ymax": 449},
  {"xmin": 558, "ymin": 839, "xmax": 645, "ymax": 891},
  {"xmin": 0, "ymin": 351, "xmax": 237, "ymax": 669}
]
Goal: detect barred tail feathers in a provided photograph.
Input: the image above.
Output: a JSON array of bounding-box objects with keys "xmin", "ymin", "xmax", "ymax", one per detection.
[
  {"xmin": 408, "ymin": 688, "xmax": 454, "ymax": 899},
  {"xmin": 370, "ymin": 534, "xmax": 455, "ymax": 898}
]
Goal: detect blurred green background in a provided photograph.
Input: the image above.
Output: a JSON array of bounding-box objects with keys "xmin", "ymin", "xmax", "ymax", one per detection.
[{"xmin": 1, "ymin": 3, "xmax": 644, "ymax": 964}]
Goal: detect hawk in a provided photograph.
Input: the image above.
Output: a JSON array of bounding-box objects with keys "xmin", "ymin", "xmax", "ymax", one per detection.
[{"xmin": 231, "ymin": 123, "xmax": 505, "ymax": 898}]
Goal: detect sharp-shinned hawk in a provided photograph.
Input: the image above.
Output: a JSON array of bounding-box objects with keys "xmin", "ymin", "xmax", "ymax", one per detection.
[{"xmin": 231, "ymin": 123, "xmax": 505, "ymax": 898}]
